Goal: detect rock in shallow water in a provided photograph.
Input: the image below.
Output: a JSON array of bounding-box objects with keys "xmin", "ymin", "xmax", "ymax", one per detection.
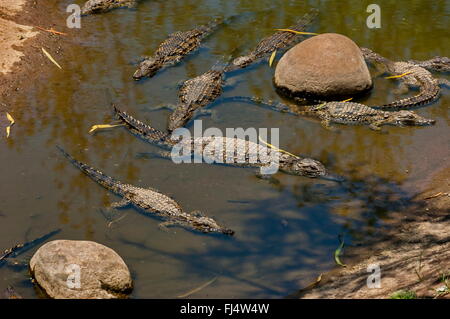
[
  {"xmin": 29, "ymin": 240, "xmax": 133, "ymax": 299},
  {"xmin": 274, "ymin": 33, "xmax": 372, "ymax": 100}
]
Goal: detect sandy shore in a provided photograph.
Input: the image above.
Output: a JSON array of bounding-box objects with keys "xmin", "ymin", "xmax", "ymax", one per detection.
[
  {"xmin": 295, "ymin": 166, "xmax": 450, "ymax": 299},
  {"xmin": 0, "ymin": 0, "xmax": 37, "ymax": 74},
  {"xmin": 0, "ymin": 0, "xmax": 74, "ymax": 102}
]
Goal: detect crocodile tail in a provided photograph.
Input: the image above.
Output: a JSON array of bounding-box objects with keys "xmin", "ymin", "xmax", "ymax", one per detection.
[
  {"xmin": 226, "ymin": 96, "xmax": 300, "ymax": 115},
  {"xmin": 112, "ymin": 104, "xmax": 171, "ymax": 146},
  {"xmin": 199, "ymin": 17, "xmax": 223, "ymax": 35},
  {"xmin": 289, "ymin": 8, "xmax": 319, "ymax": 32},
  {"xmin": 56, "ymin": 146, "xmax": 124, "ymax": 195},
  {"xmin": 375, "ymin": 85, "xmax": 440, "ymax": 110}
]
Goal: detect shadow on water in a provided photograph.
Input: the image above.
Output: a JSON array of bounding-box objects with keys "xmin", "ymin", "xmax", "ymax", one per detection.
[{"xmin": 116, "ymin": 170, "xmax": 421, "ymax": 298}]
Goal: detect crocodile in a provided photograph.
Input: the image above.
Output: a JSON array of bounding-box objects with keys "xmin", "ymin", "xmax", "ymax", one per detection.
[
  {"xmin": 133, "ymin": 19, "xmax": 222, "ymax": 80},
  {"xmin": 0, "ymin": 229, "xmax": 60, "ymax": 266},
  {"xmin": 56, "ymin": 146, "xmax": 234, "ymax": 235},
  {"xmin": 235, "ymin": 97, "xmax": 436, "ymax": 131},
  {"xmin": 167, "ymin": 65, "xmax": 226, "ymax": 132},
  {"xmin": 112, "ymin": 105, "xmax": 339, "ymax": 180},
  {"xmin": 226, "ymin": 9, "xmax": 318, "ymax": 71},
  {"xmin": 361, "ymin": 47, "xmax": 449, "ymax": 109},
  {"xmin": 82, "ymin": 0, "xmax": 138, "ymax": 15}
]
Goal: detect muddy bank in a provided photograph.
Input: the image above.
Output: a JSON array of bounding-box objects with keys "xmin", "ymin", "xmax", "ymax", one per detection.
[
  {"xmin": 0, "ymin": 0, "xmax": 74, "ymax": 100},
  {"xmin": 0, "ymin": 0, "xmax": 37, "ymax": 75},
  {"xmin": 294, "ymin": 166, "xmax": 450, "ymax": 299}
]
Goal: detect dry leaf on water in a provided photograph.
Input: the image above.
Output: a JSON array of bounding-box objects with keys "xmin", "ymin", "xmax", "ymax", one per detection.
[
  {"xmin": 269, "ymin": 50, "xmax": 277, "ymax": 67},
  {"xmin": 177, "ymin": 277, "xmax": 217, "ymax": 298},
  {"xmin": 5, "ymin": 112, "xmax": 15, "ymax": 138},
  {"xmin": 275, "ymin": 29, "xmax": 319, "ymax": 35},
  {"xmin": 89, "ymin": 124, "xmax": 124, "ymax": 134},
  {"xmin": 334, "ymin": 235, "xmax": 347, "ymax": 267},
  {"xmin": 42, "ymin": 48, "xmax": 62, "ymax": 69},
  {"xmin": 385, "ymin": 71, "xmax": 412, "ymax": 79}
]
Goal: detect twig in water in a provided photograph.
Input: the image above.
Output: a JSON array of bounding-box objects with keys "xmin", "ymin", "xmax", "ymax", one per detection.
[{"xmin": 177, "ymin": 277, "xmax": 218, "ymax": 298}]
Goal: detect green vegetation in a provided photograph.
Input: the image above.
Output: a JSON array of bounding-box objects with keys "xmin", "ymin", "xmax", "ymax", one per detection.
[{"xmin": 390, "ymin": 290, "xmax": 417, "ymax": 299}]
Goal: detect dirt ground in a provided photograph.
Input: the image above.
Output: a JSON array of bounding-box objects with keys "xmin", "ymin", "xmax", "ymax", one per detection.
[
  {"xmin": 1, "ymin": 0, "xmax": 449, "ymax": 300},
  {"xmin": 0, "ymin": 0, "xmax": 73, "ymax": 102},
  {"xmin": 294, "ymin": 165, "xmax": 450, "ymax": 299}
]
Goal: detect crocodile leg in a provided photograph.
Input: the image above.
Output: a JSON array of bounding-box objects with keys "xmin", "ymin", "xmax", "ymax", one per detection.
[
  {"xmin": 110, "ymin": 199, "xmax": 132, "ymax": 209},
  {"xmin": 392, "ymin": 82, "xmax": 413, "ymax": 95},
  {"xmin": 369, "ymin": 121, "xmax": 383, "ymax": 131},
  {"xmin": 255, "ymin": 172, "xmax": 280, "ymax": 184},
  {"xmin": 99, "ymin": 207, "xmax": 122, "ymax": 223},
  {"xmin": 320, "ymin": 118, "xmax": 337, "ymax": 131},
  {"xmin": 129, "ymin": 56, "xmax": 150, "ymax": 66},
  {"xmin": 126, "ymin": 0, "xmax": 138, "ymax": 9},
  {"xmin": 198, "ymin": 109, "xmax": 221, "ymax": 122},
  {"xmin": 158, "ymin": 220, "xmax": 180, "ymax": 232}
]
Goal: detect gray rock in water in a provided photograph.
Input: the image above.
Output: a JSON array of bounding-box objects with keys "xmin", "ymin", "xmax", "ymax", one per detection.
[
  {"xmin": 274, "ymin": 33, "xmax": 372, "ymax": 100},
  {"xmin": 29, "ymin": 240, "xmax": 133, "ymax": 299}
]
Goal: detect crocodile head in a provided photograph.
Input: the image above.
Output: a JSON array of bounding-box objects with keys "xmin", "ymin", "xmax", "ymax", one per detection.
[
  {"xmin": 133, "ymin": 57, "xmax": 160, "ymax": 80},
  {"xmin": 227, "ymin": 55, "xmax": 255, "ymax": 71},
  {"xmin": 424, "ymin": 56, "xmax": 450, "ymax": 72},
  {"xmin": 389, "ymin": 111, "xmax": 436, "ymax": 127},
  {"xmin": 281, "ymin": 157, "xmax": 327, "ymax": 178},
  {"xmin": 191, "ymin": 215, "xmax": 234, "ymax": 235},
  {"xmin": 360, "ymin": 47, "xmax": 389, "ymax": 65}
]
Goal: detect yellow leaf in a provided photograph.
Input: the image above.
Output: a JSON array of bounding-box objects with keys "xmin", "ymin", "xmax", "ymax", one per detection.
[
  {"xmin": 6, "ymin": 112, "xmax": 15, "ymax": 125},
  {"xmin": 89, "ymin": 124, "xmax": 124, "ymax": 134},
  {"xmin": 385, "ymin": 71, "xmax": 412, "ymax": 79},
  {"xmin": 334, "ymin": 235, "xmax": 347, "ymax": 267},
  {"xmin": 269, "ymin": 50, "xmax": 277, "ymax": 67},
  {"xmin": 258, "ymin": 136, "xmax": 300, "ymax": 159},
  {"xmin": 5, "ymin": 112, "xmax": 15, "ymax": 138},
  {"xmin": 275, "ymin": 29, "xmax": 319, "ymax": 35},
  {"xmin": 42, "ymin": 48, "xmax": 62, "ymax": 69},
  {"xmin": 342, "ymin": 98, "xmax": 353, "ymax": 102}
]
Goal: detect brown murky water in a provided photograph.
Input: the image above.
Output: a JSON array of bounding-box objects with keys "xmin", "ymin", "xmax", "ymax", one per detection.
[{"xmin": 0, "ymin": 0, "xmax": 448, "ymax": 298}]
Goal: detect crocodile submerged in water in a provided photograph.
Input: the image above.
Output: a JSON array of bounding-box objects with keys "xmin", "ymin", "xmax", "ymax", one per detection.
[
  {"xmin": 112, "ymin": 105, "xmax": 338, "ymax": 180},
  {"xmin": 226, "ymin": 9, "xmax": 318, "ymax": 71},
  {"xmin": 56, "ymin": 146, "xmax": 234, "ymax": 235},
  {"xmin": 361, "ymin": 47, "xmax": 449, "ymax": 109},
  {"xmin": 167, "ymin": 64, "xmax": 226, "ymax": 132},
  {"xmin": 0, "ymin": 230, "xmax": 60, "ymax": 266},
  {"xmin": 81, "ymin": 0, "xmax": 139, "ymax": 15},
  {"xmin": 236, "ymin": 97, "xmax": 436, "ymax": 131},
  {"xmin": 133, "ymin": 19, "xmax": 223, "ymax": 80}
]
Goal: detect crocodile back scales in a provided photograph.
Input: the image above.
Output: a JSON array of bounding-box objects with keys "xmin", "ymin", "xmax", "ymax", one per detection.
[{"xmin": 253, "ymin": 9, "xmax": 318, "ymax": 58}]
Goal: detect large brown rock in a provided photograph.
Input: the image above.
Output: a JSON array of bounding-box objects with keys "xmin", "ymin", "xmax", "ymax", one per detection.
[
  {"xmin": 274, "ymin": 33, "xmax": 372, "ymax": 99},
  {"xmin": 29, "ymin": 240, "xmax": 133, "ymax": 299}
]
